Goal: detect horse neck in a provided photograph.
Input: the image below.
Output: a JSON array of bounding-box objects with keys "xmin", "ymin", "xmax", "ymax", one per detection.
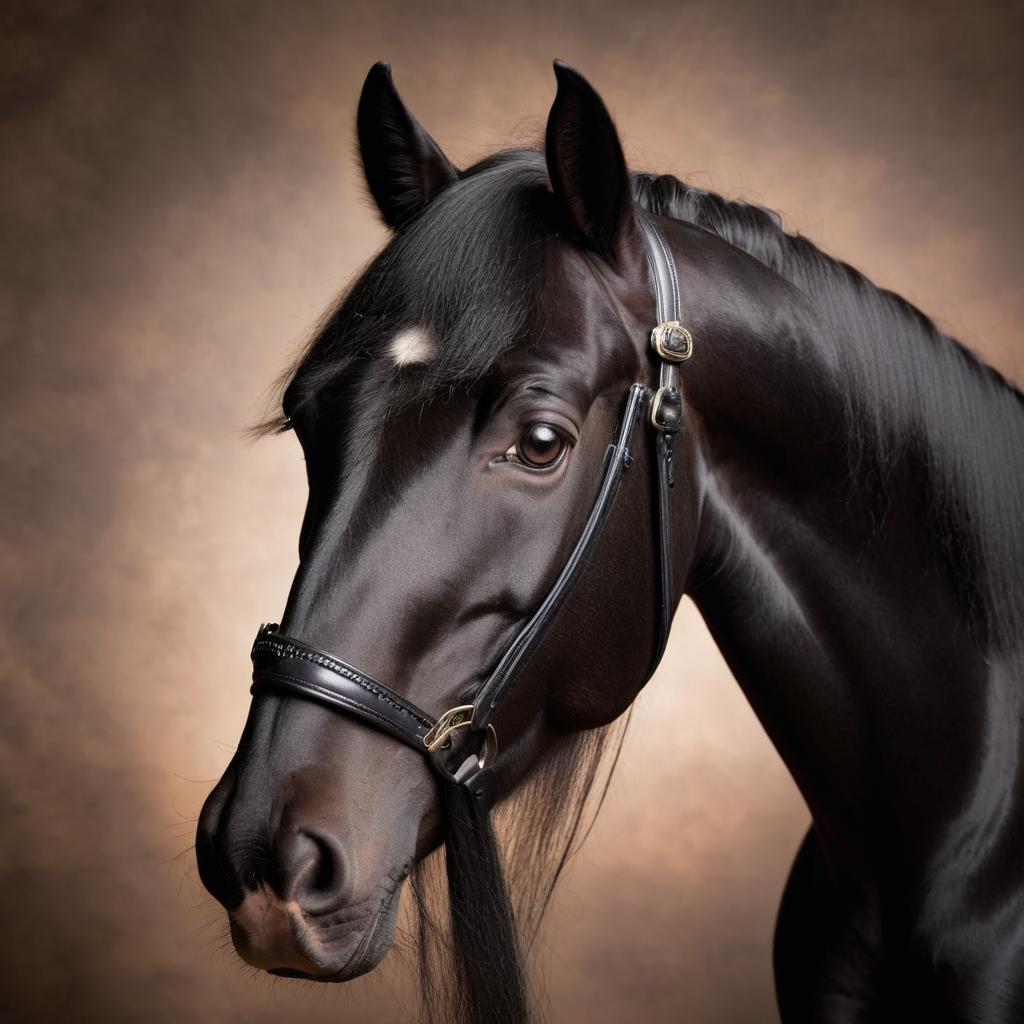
[{"xmin": 678, "ymin": 242, "xmax": 1024, "ymax": 880}]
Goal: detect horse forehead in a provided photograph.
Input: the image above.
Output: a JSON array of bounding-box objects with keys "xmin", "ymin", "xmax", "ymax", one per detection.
[{"xmin": 497, "ymin": 281, "xmax": 639, "ymax": 393}]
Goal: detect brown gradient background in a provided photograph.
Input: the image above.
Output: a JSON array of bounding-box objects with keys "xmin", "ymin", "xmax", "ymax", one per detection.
[{"xmin": 1, "ymin": 2, "xmax": 1021, "ymax": 1022}]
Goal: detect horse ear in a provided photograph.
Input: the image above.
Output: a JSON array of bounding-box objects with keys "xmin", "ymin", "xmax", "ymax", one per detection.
[
  {"xmin": 545, "ymin": 61, "xmax": 634, "ymax": 264},
  {"xmin": 357, "ymin": 62, "xmax": 460, "ymax": 229}
]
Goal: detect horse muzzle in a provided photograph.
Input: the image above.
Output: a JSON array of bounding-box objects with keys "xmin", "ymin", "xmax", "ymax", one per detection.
[{"xmin": 228, "ymin": 876, "xmax": 405, "ymax": 982}]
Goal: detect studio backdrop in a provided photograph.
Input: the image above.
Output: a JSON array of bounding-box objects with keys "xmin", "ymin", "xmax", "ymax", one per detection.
[{"xmin": 1, "ymin": 2, "xmax": 1021, "ymax": 1022}]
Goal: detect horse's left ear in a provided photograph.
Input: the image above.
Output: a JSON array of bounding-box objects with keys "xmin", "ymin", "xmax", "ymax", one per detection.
[
  {"xmin": 545, "ymin": 61, "xmax": 635, "ymax": 265},
  {"xmin": 357, "ymin": 62, "xmax": 460, "ymax": 229}
]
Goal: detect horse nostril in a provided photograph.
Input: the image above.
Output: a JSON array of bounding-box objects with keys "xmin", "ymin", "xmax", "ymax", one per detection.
[{"xmin": 279, "ymin": 828, "xmax": 350, "ymax": 913}]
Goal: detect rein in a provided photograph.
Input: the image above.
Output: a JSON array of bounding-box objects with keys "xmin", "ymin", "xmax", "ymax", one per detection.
[{"xmin": 248, "ymin": 216, "xmax": 690, "ymax": 1006}]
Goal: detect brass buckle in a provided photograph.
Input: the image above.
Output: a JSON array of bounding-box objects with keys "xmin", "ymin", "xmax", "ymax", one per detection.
[
  {"xmin": 423, "ymin": 705, "xmax": 475, "ymax": 751},
  {"xmin": 650, "ymin": 321, "xmax": 693, "ymax": 362},
  {"xmin": 423, "ymin": 705, "xmax": 498, "ymax": 769},
  {"xmin": 650, "ymin": 385, "xmax": 683, "ymax": 433}
]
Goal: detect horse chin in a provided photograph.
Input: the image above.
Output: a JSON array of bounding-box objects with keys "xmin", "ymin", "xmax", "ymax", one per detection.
[
  {"xmin": 329, "ymin": 882, "xmax": 404, "ymax": 982},
  {"xmin": 229, "ymin": 878, "xmax": 405, "ymax": 983}
]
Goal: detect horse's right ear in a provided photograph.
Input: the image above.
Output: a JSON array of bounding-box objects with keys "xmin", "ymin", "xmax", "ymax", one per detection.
[{"xmin": 357, "ymin": 62, "xmax": 460, "ymax": 230}]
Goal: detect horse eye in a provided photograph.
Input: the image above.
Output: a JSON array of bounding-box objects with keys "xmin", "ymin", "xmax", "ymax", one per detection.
[{"xmin": 507, "ymin": 423, "xmax": 569, "ymax": 470}]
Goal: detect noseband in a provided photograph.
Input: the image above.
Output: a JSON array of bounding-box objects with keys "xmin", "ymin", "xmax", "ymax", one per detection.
[{"xmin": 250, "ymin": 216, "xmax": 690, "ymax": 802}]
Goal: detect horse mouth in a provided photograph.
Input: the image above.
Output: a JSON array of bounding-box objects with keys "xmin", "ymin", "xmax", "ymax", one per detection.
[{"xmin": 231, "ymin": 877, "xmax": 406, "ymax": 983}]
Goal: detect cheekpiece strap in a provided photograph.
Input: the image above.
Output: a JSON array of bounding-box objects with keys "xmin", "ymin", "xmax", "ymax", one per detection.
[{"xmin": 639, "ymin": 215, "xmax": 693, "ymax": 434}]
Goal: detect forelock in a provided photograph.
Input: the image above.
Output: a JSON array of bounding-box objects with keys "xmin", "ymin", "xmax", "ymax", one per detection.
[{"xmin": 281, "ymin": 150, "xmax": 556, "ymax": 421}]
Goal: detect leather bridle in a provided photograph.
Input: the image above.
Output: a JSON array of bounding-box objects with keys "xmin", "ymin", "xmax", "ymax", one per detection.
[{"xmin": 249, "ymin": 216, "xmax": 690, "ymax": 805}]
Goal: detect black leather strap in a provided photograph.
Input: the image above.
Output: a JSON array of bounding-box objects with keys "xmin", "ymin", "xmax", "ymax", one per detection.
[
  {"xmin": 250, "ymin": 628, "xmax": 434, "ymax": 750},
  {"xmin": 652, "ymin": 432, "xmax": 675, "ymax": 669},
  {"xmin": 642, "ymin": 214, "xmax": 680, "ymax": 330},
  {"xmin": 470, "ymin": 383, "xmax": 648, "ymax": 729},
  {"xmin": 639, "ymin": 213, "xmax": 690, "ymax": 670},
  {"xmin": 639, "ymin": 213, "xmax": 685, "ymax": 417}
]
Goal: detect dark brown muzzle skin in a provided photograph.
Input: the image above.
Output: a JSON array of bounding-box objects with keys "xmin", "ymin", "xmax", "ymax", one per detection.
[{"xmin": 198, "ymin": 698, "xmax": 433, "ymax": 979}]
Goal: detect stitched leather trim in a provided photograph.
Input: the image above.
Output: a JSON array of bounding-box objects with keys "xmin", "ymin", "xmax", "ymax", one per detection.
[
  {"xmin": 250, "ymin": 670, "xmax": 430, "ymax": 747},
  {"xmin": 251, "ymin": 635, "xmax": 433, "ymax": 730}
]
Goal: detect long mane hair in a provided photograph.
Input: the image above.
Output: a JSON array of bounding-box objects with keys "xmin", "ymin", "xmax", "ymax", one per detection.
[{"xmin": 404, "ymin": 720, "xmax": 630, "ymax": 1024}]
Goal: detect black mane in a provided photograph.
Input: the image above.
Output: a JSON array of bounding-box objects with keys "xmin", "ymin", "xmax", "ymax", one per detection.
[
  {"xmin": 633, "ymin": 168, "xmax": 1023, "ymax": 408},
  {"xmin": 633, "ymin": 170, "xmax": 1024, "ymax": 650}
]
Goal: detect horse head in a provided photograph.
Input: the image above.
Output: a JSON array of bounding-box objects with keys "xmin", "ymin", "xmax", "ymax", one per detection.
[{"xmin": 196, "ymin": 61, "xmax": 702, "ymax": 1016}]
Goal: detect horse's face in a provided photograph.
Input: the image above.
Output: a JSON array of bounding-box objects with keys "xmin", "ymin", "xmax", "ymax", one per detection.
[{"xmin": 197, "ymin": 63, "xmax": 697, "ymax": 982}]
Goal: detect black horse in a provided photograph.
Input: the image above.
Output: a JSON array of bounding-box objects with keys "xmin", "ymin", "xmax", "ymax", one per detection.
[{"xmin": 196, "ymin": 61, "xmax": 1024, "ymax": 1022}]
